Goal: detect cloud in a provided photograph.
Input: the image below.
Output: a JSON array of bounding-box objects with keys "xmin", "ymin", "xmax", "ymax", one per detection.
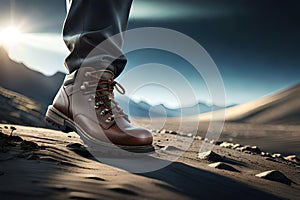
[
  {"xmin": 130, "ymin": 0, "xmax": 235, "ymax": 20},
  {"xmin": 21, "ymin": 33, "xmax": 68, "ymax": 54},
  {"xmin": 7, "ymin": 33, "xmax": 67, "ymax": 75}
]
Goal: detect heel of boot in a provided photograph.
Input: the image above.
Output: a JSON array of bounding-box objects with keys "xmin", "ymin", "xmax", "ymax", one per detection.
[{"xmin": 45, "ymin": 106, "xmax": 73, "ymax": 133}]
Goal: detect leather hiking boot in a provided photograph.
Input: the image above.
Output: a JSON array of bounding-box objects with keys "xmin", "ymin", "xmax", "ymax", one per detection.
[{"xmin": 45, "ymin": 67, "xmax": 153, "ymax": 153}]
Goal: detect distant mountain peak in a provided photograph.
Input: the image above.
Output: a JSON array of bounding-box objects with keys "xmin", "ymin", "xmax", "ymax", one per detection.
[
  {"xmin": 48, "ymin": 71, "xmax": 65, "ymax": 78},
  {"xmin": 0, "ymin": 48, "xmax": 65, "ymax": 105}
]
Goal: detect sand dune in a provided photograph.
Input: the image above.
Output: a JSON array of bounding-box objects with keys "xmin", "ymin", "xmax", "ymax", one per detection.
[
  {"xmin": 196, "ymin": 84, "xmax": 300, "ymax": 125},
  {"xmin": 133, "ymin": 84, "xmax": 300, "ymax": 158}
]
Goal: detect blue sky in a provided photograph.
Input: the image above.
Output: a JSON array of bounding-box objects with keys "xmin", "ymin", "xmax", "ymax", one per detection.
[{"xmin": 0, "ymin": 0, "xmax": 299, "ymax": 107}]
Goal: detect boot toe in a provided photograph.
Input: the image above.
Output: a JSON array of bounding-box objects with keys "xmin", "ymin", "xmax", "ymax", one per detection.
[{"xmin": 126, "ymin": 128, "xmax": 153, "ymax": 146}]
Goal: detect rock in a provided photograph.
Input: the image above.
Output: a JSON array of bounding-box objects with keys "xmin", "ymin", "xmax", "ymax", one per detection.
[
  {"xmin": 198, "ymin": 151, "xmax": 223, "ymax": 162},
  {"xmin": 187, "ymin": 133, "xmax": 193, "ymax": 137},
  {"xmin": 209, "ymin": 140, "xmax": 215, "ymax": 144},
  {"xmin": 250, "ymin": 146, "xmax": 261, "ymax": 154},
  {"xmin": 214, "ymin": 141, "xmax": 223, "ymax": 145},
  {"xmin": 272, "ymin": 153, "xmax": 282, "ymax": 158},
  {"xmin": 156, "ymin": 144, "xmax": 165, "ymax": 148},
  {"xmin": 235, "ymin": 147, "xmax": 242, "ymax": 151},
  {"xmin": 236, "ymin": 145, "xmax": 261, "ymax": 154},
  {"xmin": 170, "ymin": 131, "xmax": 177, "ymax": 135},
  {"xmin": 284, "ymin": 155, "xmax": 300, "ymax": 164},
  {"xmin": 162, "ymin": 130, "xmax": 177, "ymax": 134},
  {"xmin": 20, "ymin": 141, "xmax": 39, "ymax": 151},
  {"xmin": 220, "ymin": 142, "xmax": 234, "ymax": 148},
  {"xmin": 255, "ymin": 170, "xmax": 294, "ymax": 185},
  {"xmin": 194, "ymin": 136, "xmax": 203, "ymax": 141},
  {"xmin": 232, "ymin": 144, "xmax": 242, "ymax": 149},
  {"xmin": 162, "ymin": 145, "xmax": 182, "ymax": 151},
  {"xmin": 66, "ymin": 143, "xmax": 92, "ymax": 158},
  {"xmin": 66, "ymin": 143, "xmax": 84, "ymax": 149},
  {"xmin": 208, "ymin": 162, "xmax": 239, "ymax": 172},
  {"xmin": 204, "ymin": 138, "xmax": 210, "ymax": 143},
  {"xmin": 261, "ymin": 152, "xmax": 271, "ymax": 157},
  {"xmin": 160, "ymin": 129, "xmax": 167, "ymax": 134}
]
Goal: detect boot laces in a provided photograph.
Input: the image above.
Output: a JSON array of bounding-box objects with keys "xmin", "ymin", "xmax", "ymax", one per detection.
[{"xmin": 83, "ymin": 70, "xmax": 128, "ymax": 120}]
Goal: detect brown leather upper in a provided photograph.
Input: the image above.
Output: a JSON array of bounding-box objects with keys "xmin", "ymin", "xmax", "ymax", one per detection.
[{"xmin": 53, "ymin": 67, "xmax": 153, "ymax": 146}]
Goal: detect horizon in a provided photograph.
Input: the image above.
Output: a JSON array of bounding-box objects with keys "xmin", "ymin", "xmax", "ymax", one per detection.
[{"xmin": 1, "ymin": 44, "xmax": 299, "ymax": 110}]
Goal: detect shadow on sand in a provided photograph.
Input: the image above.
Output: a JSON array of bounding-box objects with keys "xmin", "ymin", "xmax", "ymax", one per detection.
[
  {"xmin": 141, "ymin": 161, "xmax": 280, "ymax": 200},
  {"xmin": 83, "ymin": 150, "xmax": 280, "ymax": 200}
]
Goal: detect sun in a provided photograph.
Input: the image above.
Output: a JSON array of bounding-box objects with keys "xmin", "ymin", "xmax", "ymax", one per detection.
[{"xmin": 0, "ymin": 26, "xmax": 22, "ymax": 47}]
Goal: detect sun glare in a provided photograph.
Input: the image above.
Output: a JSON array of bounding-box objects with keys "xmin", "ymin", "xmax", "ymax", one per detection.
[{"xmin": 0, "ymin": 26, "xmax": 22, "ymax": 47}]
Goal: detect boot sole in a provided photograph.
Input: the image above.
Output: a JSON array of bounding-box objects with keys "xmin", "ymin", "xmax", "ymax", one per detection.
[{"xmin": 45, "ymin": 105, "xmax": 154, "ymax": 154}]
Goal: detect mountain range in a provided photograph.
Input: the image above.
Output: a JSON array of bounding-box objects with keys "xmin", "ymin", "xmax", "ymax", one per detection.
[
  {"xmin": 116, "ymin": 94, "xmax": 224, "ymax": 117},
  {"xmin": 0, "ymin": 47, "xmax": 65, "ymax": 107},
  {"xmin": 0, "ymin": 47, "xmax": 224, "ymax": 120},
  {"xmin": 0, "ymin": 46, "xmax": 299, "ymax": 126}
]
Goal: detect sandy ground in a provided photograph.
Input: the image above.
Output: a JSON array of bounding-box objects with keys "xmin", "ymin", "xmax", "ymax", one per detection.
[
  {"xmin": 0, "ymin": 123, "xmax": 299, "ymax": 200},
  {"xmin": 134, "ymin": 117, "xmax": 300, "ymax": 157}
]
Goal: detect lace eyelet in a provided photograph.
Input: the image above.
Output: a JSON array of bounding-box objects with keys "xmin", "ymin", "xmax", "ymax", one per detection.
[
  {"xmin": 85, "ymin": 72, "xmax": 91, "ymax": 77},
  {"xmin": 105, "ymin": 117, "xmax": 114, "ymax": 123},
  {"xmin": 80, "ymin": 85, "xmax": 86, "ymax": 91},
  {"xmin": 96, "ymin": 101, "xmax": 103, "ymax": 106},
  {"xmin": 94, "ymin": 101, "xmax": 103, "ymax": 109},
  {"xmin": 80, "ymin": 82, "xmax": 89, "ymax": 91},
  {"xmin": 100, "ymin": 109, "xmax": 109, "ymax": 116}
]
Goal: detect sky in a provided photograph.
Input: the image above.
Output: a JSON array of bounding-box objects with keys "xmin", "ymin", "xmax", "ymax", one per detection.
[{"xmin": 0, "ymin": 0, "xmax": 299, "ymax": 107}]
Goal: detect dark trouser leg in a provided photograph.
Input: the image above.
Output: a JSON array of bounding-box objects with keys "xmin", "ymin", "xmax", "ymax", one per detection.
[{"xmin": 63, "ymin": 0, "xmax": 133, "ymax": 77}]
